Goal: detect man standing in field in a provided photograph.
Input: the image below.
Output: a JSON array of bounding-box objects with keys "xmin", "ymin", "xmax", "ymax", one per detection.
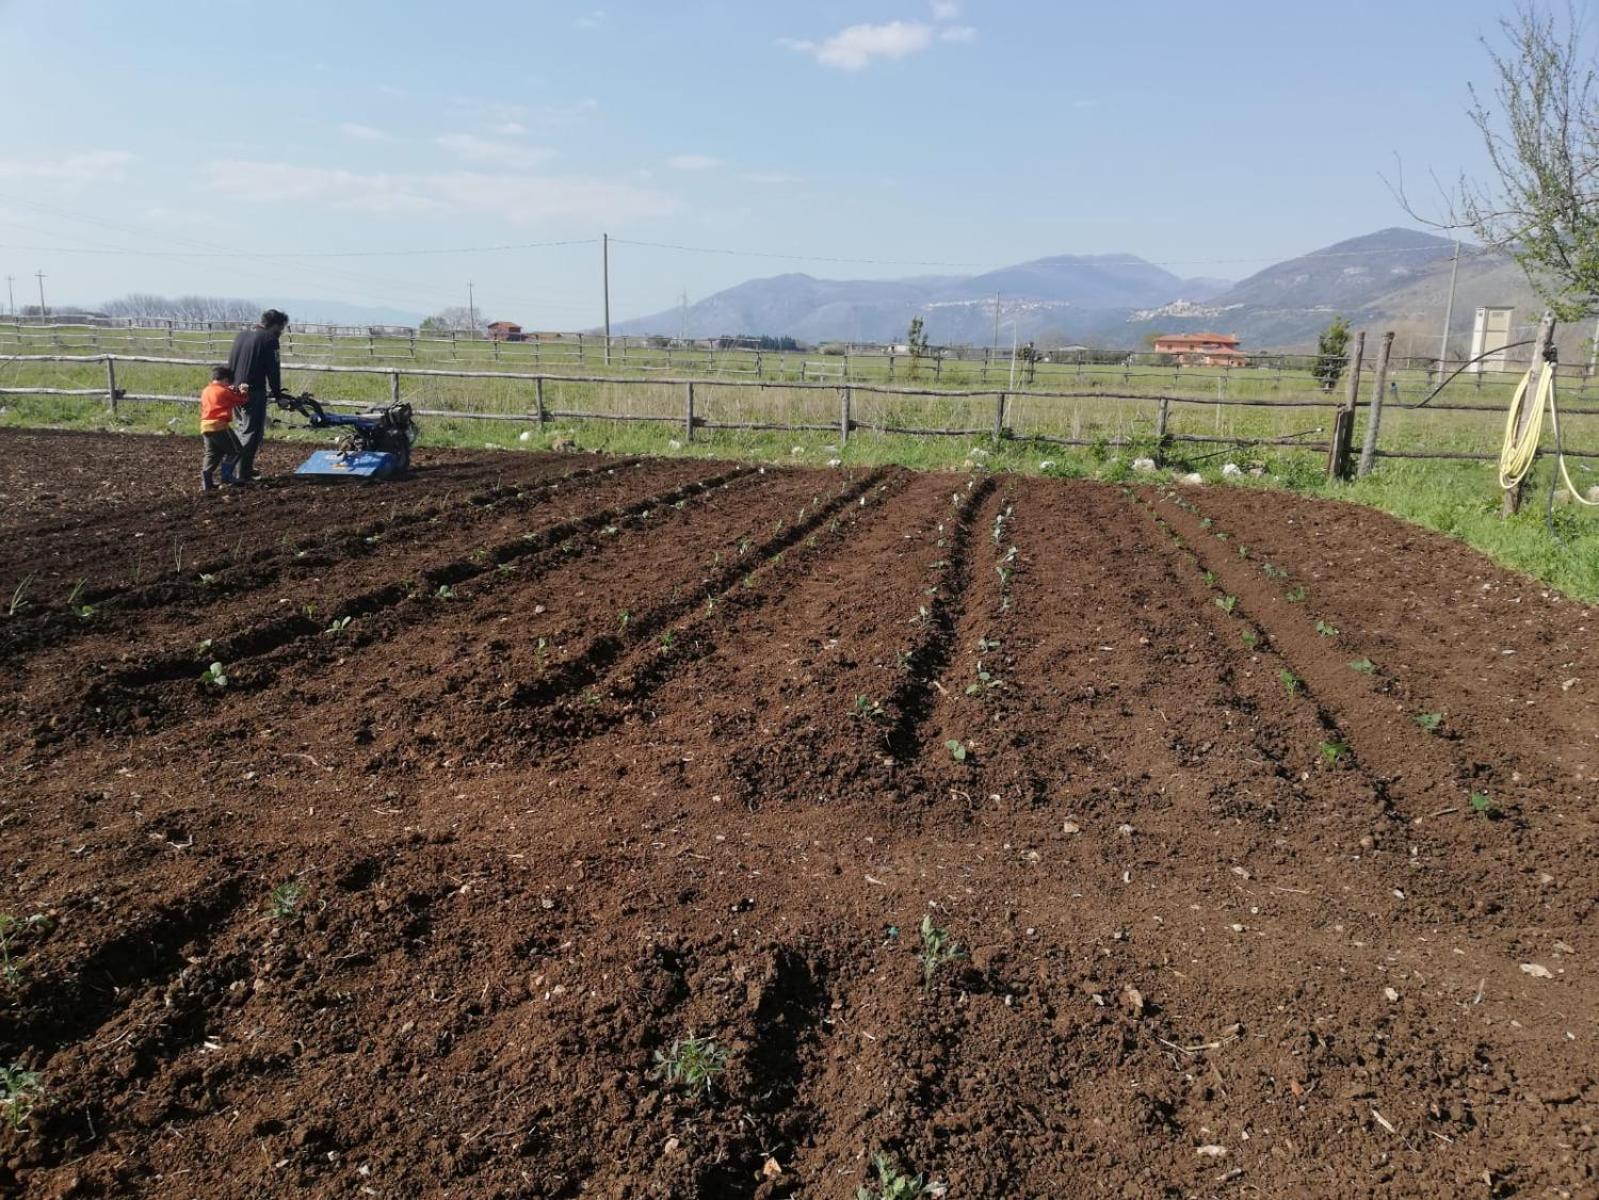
[{"xmin": 226, "ymin": 308, "xmax": 289, "ymax": 481}]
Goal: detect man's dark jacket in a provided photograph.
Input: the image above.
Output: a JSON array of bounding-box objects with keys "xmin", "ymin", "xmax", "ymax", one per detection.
[{"xmin": 226, "ymin": 327, "xmax": 283, "ymax": 398}]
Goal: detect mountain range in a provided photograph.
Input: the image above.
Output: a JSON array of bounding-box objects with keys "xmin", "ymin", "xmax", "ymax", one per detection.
[{"xmin": 614, "ymin": 228, "xmax": 1551, "ymax": 353}]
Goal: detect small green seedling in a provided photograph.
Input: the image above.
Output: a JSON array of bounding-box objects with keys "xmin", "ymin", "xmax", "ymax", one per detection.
[
  {"xmin": 618, "ymin": 608, "xmax": 631, "ymax": 630},
  {"xmin": 1315, "ymin": 620, "xmax": 1339, "ymax": 638},
  {"xmin": 1285, "ymin": 585, "xmax": 1308, "ymax": 603},
  {"xmin": 534, "ymin": 637, "xmax": 549, "ymax": 673},
  {"xmin": 1240, "ymin": 630, "xmax": 1258, "ymax": 650},
  {"xmin": 65, "ymin": 579, "xmax": 96, "ymax": 621},
  {"xmin": 435, "ymin": 584, "xmax": 457, "ymax": 601},
  {"xmin": 964, "ymin": 669, "xmax": 998, "ymax": 697},
  {"xmin": 6, "ymin": 574, "xmax": 34, "ymax": 618},
  {"xmin": 1238, "ymin": 545, "xmax": 1251, "ymax": 559},
  {"xmin": 659, "ymin": 629, "xmax": 675, "ymax": 650},
  {"xmin": 918, "ymin": 914, "xmax": 963, "ymax": 994},
  {"xmin": 201, "ymin": 661, "xmax": 229, "ymax": 690},
  {"xmin": 1200, "ymin": 517, "xmax": 1213, "ymax": 528},
  {"xmin": 738, "ymin": 537, "xmax": 752, "ymax": 557},
  {"xmin": 325, "ymin": 616, "xmax": 353, "ymax": 637},
  {"xmin": 1279, "ymin": 668, "xmax": 1300, "ymax": 696},
  {"xmin": 945, "ymin": 739, "xmax": 968, "ymax": 764},
  {"xmin": 857, "ymin": 1152, "xmax": 928, "ymax": 1200},
  {"xmin": 1415, "ymin": 712, "xmax": 1443, "ymax": 733},
  {"xmin": 1348, "ymin": 658, "xmax": 1375, "ymax": 675},
  {"xmin": 0, "ymin": 1065, "xmax": 43, "ymax": 1129},
  {"xmin": 269, "ymin": 881, "xmax": 305, "ymax": 919},
  {"xmin": 1215, "ymin": 595, "xmax": 1238, "ymax": 614},
  {"xmin": 650, "ymin": 1034, "xmax": 729, "ymax": 1098},
  {"xmin": 1263, "ymin": 563, "xmax": 1289, "ymax": 579},
  {"xmin": 0, "ymin": 914, "xmax": 47, "ymax": 989},
  {"xmin": 1202, "ymin": 569, "xmax": 1216, "ymax": 587},
  {"xmin": 196, "ymin": 638, "xmax": 213, "ymax": 654},
  {"xmin": 198, "ymin": 573, "xmax": 219, "ymax": 587},
  {"xmin": 1319, "ymin": 740, "xmax": 1350, "ymax": 767},
  {"xmin": 1469, "ymin": 791, "xmax": 1500, "ymax": 819},
  {"xmin": 852, "ymin": 695, "xmax": 886, "ymax": 722}
]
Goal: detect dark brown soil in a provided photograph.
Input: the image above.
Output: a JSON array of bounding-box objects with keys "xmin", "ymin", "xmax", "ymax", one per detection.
[{"xmin": 0, "ymin": 430, "xmax": 1594, "ymax": 1199}]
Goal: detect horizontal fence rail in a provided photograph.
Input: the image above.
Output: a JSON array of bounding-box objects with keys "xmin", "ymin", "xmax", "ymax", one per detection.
[{"xmin": 4, "ymin": 351, "xmax": 1599, "ymax": 464}]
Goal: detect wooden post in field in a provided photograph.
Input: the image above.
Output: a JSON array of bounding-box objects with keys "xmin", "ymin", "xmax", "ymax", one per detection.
[
  {"xmin": 105, "ymin": 357, "xmax": 118, "ymax": 418},
  {"xmin": 684, "ymin": 381, "xmax": 696, "ymax": 443},
  {"xmin": 840, "ymin": 386, "xmax": 851, "ymax": 444},
  {"xmin": 388, "ymin": 370, "xmax": 400, "ymax": 407},
  {"xmin": 1154, "ymin": 395, "xmax": 1170, "ymax": 464},
  {"xmin": 1326, "ymin": 330, "xmax": 1365, "ymax": 481},
  {"xmin": 994, "ymin": 392, "xmax": 1007, "ymax": 444},
  {"xmin": 1357, "ymin": 331, "xmax": 1395, "ymax": 478},
  {"xmin": 1503, "ymin": 310, "xmax": 1557, "ymax": 516},
  {"xmin": 535, "ymin": 377, "xmax": 547, "ymax": 425}
]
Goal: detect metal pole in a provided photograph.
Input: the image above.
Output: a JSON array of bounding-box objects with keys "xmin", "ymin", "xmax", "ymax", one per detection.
[
  {"xmin": 467, "ymin": 281, "xmax": 476, "ymax": 333},
  {"xmin": 1436, "ymin": 240, "xmax": 1459, "ymax": 378},
  {"xmin": 35, "ymin": 270, "xmax": 46, "ymax": 317},
  {"xmin": 990, "ymin": 292, "xmax": 1001, "ymax": 360},
  {"xmin": 602, "ymin": 232, "xmax": 612, "ymax": 366},
  {"xmin": 1008, "ymin": 322, "xmax": 1018, "ymax": 390},
  {"xmin": 4, "ymin": 275, "xmax": 12, "ymax": 316}
]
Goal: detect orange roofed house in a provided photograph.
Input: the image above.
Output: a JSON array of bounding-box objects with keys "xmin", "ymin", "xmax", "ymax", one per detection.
[{"xmin": 1151, "ymin": 332, "xmax": 1247, "ymax": 366}]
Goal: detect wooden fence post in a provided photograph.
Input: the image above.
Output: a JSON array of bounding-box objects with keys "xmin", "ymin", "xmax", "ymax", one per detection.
[
  {"xmin": 388, "ymin": 370, "xmax": 400, "ymax": 407},
  {"xmin": 1326, "ymin": 331, "xmax": 1365, "ymax": 481},
  {"xmin": 1154, "ymin": 395, "xmax": 1170, "ymax": 463},
  {"xmin": 1357, "ymin": 331, "xmax": 1395, "ymax": 477},
  {"xmin": 840, "ymin": 386, "xmax": 851, "ymax": 444},
  {"xmin": 105, "ymin": 357, "xmax": 118, "ymax": 418},
  {"xmin": 535, "ymin": 377, "xmax": 547, "ymax": 424},
  {"xmin": 1504, "ymin": 311, "xmax": 1557, "ymax": 516},
  {"xmin": 684, "ymin": 381, "xmax": 695, "ymax": 442},
  {"xmin": 994, "ymin": 392, "xmax": 1007, "ymax": 444}
]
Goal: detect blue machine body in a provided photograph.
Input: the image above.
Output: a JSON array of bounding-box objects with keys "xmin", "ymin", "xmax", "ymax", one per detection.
[{"xmin": 295, "ymin": 449, "xmax": 406, "ymax": 479}]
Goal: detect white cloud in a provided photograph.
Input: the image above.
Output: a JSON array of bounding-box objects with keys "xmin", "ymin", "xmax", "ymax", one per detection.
[
  {"xmin": 667, "ymin": 154, "xmax": 723, "ymax": 171},
  {"xmin": 742, "ymin": 170, "xmax": 805, "ymax": 185},
  {"xmin": 339, "ymin": 123, "xmax": 395, "ymax": 142},
  {"xmin": 782, "ymin": 18, "xmax": 973, "ymax": 69},
  {"xmin": 930, "ymin": 0, "xmax": 959, "ymax": 18},
  {"xmin": 436, "ymin": 134, "xmax": 556, "ymax": 169},
  {"xmin": 206, "ymin": 159, "xmax": 676, "ymax": 226},
  {"xmin": 0, "ymin": 151, "xmax": 134, "ymax": 184}
]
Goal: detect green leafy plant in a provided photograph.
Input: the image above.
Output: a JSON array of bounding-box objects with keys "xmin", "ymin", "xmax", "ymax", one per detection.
[
  {"xmin": 1469, "ymin": 790, "xmax": 1500, "ymax": 819},
  {"xmin": 650, "ymin": 1034, "xmax": 729, "ymax": 1098},
  {"xmin": 64, "ymin": 579, "xmax": 97, "ymax": 621},
  {"xmin": 1349, "ymin": 658, "xmax": 1376, "ymax": 675},
  {"xmin": 1416, "ymin": 712, "xmax": 1443, "ymax": 733},
  {"xmin": 944, "ymin": 739, "xmax": 968, "ymax": 763},
  {"xmin": 618, "ymin": 608, "xmax": 631, "ymax": 630},
  {"xmin": 1285, "ymin": 585, "xmax": 1308, "ymax": 603},
  {"xmin": 1238, "ymin": 545, "xmax": 1251, "ymax": 559},
  {"xmin": 196, "ymin": 637, "xmax": 213, "ymax": 654},
  {"xmin": 1215, "ymin": 595, "xmax": 1238, "ymax": 614},
  {"xmin": 198, "ymin": 573, "xmax": 219, "ymax": 587},
  {"xmin": 6, "ymin": 574, "xmax": 34, "ymax": 618},
  {"xmin": 0, "ymin": 914, "xmax": 47, "ymax": 989},
  {"xmin": 435, "ymin": 584, "xmax": 457, "ymax": 601},
  {"xmin": 325, "ymin": 616, "xmax": 353, "ymax": 637},
  {"xmin": 852, "ymin": 695, "xmax": 886, "ymax": 722},
  {"xmin": 659, "ymin": 629, "xmax": 676, "ymax": 650},
  {"xmin": 269, "ymin": 881, "xmax": 305, "ymax": 919},
  {"xmin": 1202, "ymin": 569, "xmax": 1216, "ymax": 587},
  {"xmin": 1241, "ymin": 630, "xmax": 1258, "ymax": 649},
  {"xmin": 201, "ymin": 661, "xmax": 229, "ymax": 690},
  {"xmin": 1315, "ymin": 620, "xmax": 1339, "ymax": 638},
  {"xmin": 534, "ymin": 637, "xmax": 549, "ymax": 674},
  {"xmin": 0, "ymin": 1065, "xmax": 43, "ymax": 1130},
  {"xmin": 857, "ymin": 1152, "xmax": 928, "ymax": 1200},
  {"xmin": 918, "ymin": 914, "xmax": 963, "ymax": 995},
  {"xmin": 1262, "ymin": 563, "xmax": 1289, "ymax": 579},
  {"xmin": 1279, "ymin": 668, "xmax": 1301, "ymax": 695},
  {"xmin": 1319, "ymin": 740, "xmax": 1350, "ymax": 766}
]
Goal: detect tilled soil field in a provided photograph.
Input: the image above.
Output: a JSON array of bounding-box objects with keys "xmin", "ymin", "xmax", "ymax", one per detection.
[{"xmin": 0, "ymin": 428, "xmax": 1596, "ymax": 1199}]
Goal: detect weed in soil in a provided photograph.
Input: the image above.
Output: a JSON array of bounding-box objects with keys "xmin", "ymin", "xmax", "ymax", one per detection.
[
  {"xmin": 0, "ymin": 913, "xmax": 47, "ymax": 989},
  {"xmin": 1416, "ymin": 712, "xmax": 1444, "ymax": 733},
  {"xmin": 1215, "ymin": 595, "xmax": 1238, "ymax": 614},
  {"xmin": 1315, "ymin": 620, "xmax": 1339, "ymax": 638},
  {"xmin": 269, "ymin": 881, "xmax": 305, "ymax": 919},
  {"xmin": 1319, "ymin": 739, "xmax": 1350, "ymax": 767},
  {"xmin": 944, "ymin": 739, "xmax": 969, "ymax": 763},
  {"xmin": 1470, "ymin": 791, "xmax": 1501, "ymax": 819},
  {"xmin": 857, "ymin": 1152, "xmax": 929, "ymax": 1200},
  {"xmin": 1348, "ymin": 658, "xmax": 1376, "ymax": 675},
  {"xmin": 1278, "ymin": 668, "xmax": 1301, "ymax": 696},
  {"xmin": 650, "ymin": 1034, "xmax": 729, "ymax": 1099},
  {"xmin": 0, "ymin": 1065, "xmax": 43, "ymax": 1130},
  {"xmin": 919, "ymin": 914, "xmax": 963, "ymax": 994},
  {"xmin": 200, "ymin": 661, "xmax": 229, "ymax": 690}
]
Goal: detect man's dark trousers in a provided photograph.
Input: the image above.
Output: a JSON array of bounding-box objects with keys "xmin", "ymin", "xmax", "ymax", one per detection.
[{"xmin": 233, "ymin": 390, "xmax": 269, "ymax": 478}]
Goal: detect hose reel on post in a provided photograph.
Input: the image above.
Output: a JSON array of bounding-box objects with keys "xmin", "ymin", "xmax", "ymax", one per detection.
[{"xmin": 1498, "ymin": 346, "xmax": 1599, "ymax": 510}]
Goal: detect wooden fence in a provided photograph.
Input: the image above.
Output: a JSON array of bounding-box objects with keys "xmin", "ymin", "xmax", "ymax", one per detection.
[{"xmin": 5, "ymin": 352, "xmax": 1599, "ymax": 464}]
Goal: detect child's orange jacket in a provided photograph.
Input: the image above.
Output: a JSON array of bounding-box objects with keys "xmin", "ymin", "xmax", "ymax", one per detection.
[{"xmin": 200, "ymin": 382, "xmax": 247, "ymax": 433}]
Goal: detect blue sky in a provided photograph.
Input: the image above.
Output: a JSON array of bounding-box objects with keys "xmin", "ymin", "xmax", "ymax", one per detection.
[{"xmin": 0, "ymin": 0, "xmax": 1538, "ymax": 326}]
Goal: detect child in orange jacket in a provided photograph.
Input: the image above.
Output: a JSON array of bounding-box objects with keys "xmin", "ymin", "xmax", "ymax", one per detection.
[{"xmin": 200, "ymin": 366, "xmax": 250, "ymax": 490}]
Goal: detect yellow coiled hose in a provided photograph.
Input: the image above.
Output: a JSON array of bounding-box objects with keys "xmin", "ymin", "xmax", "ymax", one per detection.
[{"xmin": 1498, "ymin": 360, "xmax": 1599, "ymax": 505}]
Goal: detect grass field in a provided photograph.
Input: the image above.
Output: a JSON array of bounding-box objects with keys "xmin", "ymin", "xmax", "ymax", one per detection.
[{"xmin": 4, "ymin": 324, "xmax": 1598, "ymax": 602}]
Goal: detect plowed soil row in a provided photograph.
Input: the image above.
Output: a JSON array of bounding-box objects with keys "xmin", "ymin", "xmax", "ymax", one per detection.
[{"xmin": 0, "ymin": 430, "xmax": 1594, "ymax": 1199}]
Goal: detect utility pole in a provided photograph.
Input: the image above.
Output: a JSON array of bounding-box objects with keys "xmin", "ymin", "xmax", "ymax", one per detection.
[
  {"xmin": 1436, "ymin": 240, "xmax": 1460, "ymax": 379},
  {"xmin": 1008, "ymin": 320, "xmax": 1019, "ymax": 390},
  {"xmin": 466, "ymin": 281, "xmax": 476, "ymax": 333},
  {"xmin": 990, "ymin": 292, "xmax": 1001, "ymax": 357},
  {"xmin": 35, "ymin": 270, "xmax": 46, "ymax": 318},
  {"xmin": 4, "ymin": 275, "xmax": 13, "ymax": 317},
  {"xmin": 602, "ymin": 232, "xmax": 612, "ymax": 366}
]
